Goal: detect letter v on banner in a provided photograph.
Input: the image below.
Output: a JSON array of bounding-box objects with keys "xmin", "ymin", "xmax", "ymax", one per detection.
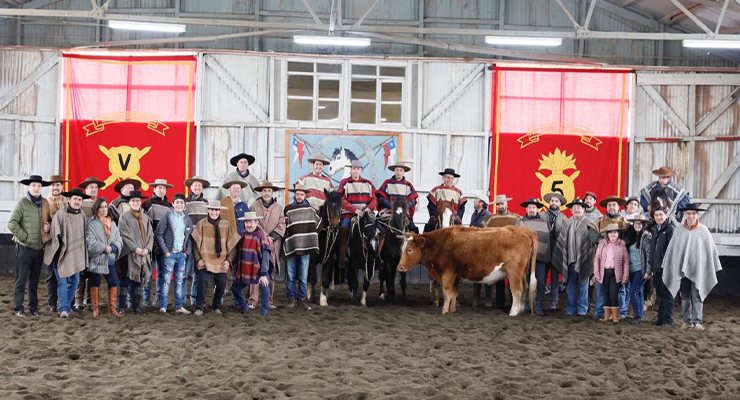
[
  {"xmin": 62, "ymin": 55, "xmax": 197, "ymax": 199},
  {"xmin": 490, "ymin": 66, "xmax": 631, "ymax": 215}
]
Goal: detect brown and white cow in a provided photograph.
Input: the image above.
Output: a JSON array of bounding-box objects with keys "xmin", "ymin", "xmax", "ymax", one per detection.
[{"xmin": 398, "ymin": 225, "xmax": 538, "ymax": 316}]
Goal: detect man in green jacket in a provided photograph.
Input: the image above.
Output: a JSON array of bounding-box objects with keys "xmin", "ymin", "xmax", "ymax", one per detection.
[{"xmin": 8, "ymin": 175, "xmax": 51, "ymax": 317}]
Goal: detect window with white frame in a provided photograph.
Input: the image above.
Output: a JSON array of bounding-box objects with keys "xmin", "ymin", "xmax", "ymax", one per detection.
[
  {"xmin": 286, "ymin": 61, "xmax": 341, "ymax": 122},
  {"xmin": 351, "ymin": 64, "xmax": 404, "ymax": 124}
]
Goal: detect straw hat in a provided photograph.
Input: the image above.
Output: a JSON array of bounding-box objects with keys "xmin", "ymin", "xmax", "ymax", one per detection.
[{"xmin": 147, "ymin": 178, "xmax": 174, "ymax": 189}]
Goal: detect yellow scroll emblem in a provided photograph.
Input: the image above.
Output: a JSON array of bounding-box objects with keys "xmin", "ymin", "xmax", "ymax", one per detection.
[
  {"xmin": 535, "ymin": 148, "xmax": 580, "ymax": 210},
  {"xmin": 98, "ymin": 145, "xmax": 151, "ymax": 191}
]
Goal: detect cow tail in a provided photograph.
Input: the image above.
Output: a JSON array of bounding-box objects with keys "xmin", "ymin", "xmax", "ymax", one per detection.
[{"xmin": 527, "ymin": 232, "xmax": 538, "ymax": 315}]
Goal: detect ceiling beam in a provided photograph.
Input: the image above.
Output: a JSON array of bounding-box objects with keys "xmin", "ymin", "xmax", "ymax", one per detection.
[
  {"xmin": 667, "ymin": 0, "xmax": 713, "ymax": 35},
  {"xmin": 716, "ymin": 0, "xmax": 730, "ymax": 34},
  {"xmin": 584, "ymin": 0, "xmax": 598, "ymax": 30},
  {"xmin": 75, "ymin": 29, "xmax": 291, "ymax": 48},
  {"xmin": 555, "ymin": 0, "xmax": 581, "ymax": 30},
  {"xmin": 352, "ymin": 0, "xmax": 379, "ymax": 28},
  {"xmin": 660, "ymin": 2, "xmax": 702, "ymax": 25},
  {"xmin": 300, "ymin": 0, "xmax": 324, "ymax": 26}
]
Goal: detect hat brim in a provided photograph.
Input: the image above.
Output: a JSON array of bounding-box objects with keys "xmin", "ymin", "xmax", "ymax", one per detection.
[
  {"xmin": 307, "ymin": 157, "xmax": 330, "ymax": 165},
  {"xmin": 254, "ymin": 185, "xmax": 282, "ymax": 192},
  {"xmin": 222, "ymin": 181, "xmax": 248, "ymax": 189},
  {"xmin": 184, "ymin": 178, "xmax": 211, "ymax": 189},
  {"xmin": 113, "ymin": 179, "xmax": 142, "ymax": 193},
  {"xmin": 289, "ymin": 188, "xmax": 310, "ymax": 193},
  {"xmin": 566, "ymin": 201, "xmax": 585, "ymax": 209},
  {"xmin": 79, "ymin": 179, "xmax": 106, "ymax": 189},
  {"xmin": 438, "ymin": 171, "xmax": 460, "ymax": 178},
  {"xmin": 205, "ymin": 205, "xmax": 227, "ymax": 210},
  {"xmin": 148, "ymin": 182, "xmax": 174, "ymax": 189},
  {"xmin": 48, "ymin": 178, "xmax": 69, "ymax": 184},
  {"xmin": 125, "ymin": 195, "xmax": 148, "ymax": 200},
  {"xmin": 627, "ymin": 217, "xmax": 651, "ymax": 223},
  {"xmin": 237, "ymin": 216, "xmax": 264, "ymax": 221},
  {"xmin": 495, "ymin": 197, "xmax": 514, "ymax": 204},
  {"xmin": 61, "ymin": 191, "xmax": 90, "ymax": 200},
  {"xmin": 599, "ymin": 197, "xmax": 627, "ymax": 207},
  {"xmin": 20, "ymin": 179, "xmax": 51, "ymax": 187},
  {"xmin": 679, "ymin": 206, "xmax": 706, "ymax": 212},
  {"xmin": 520, "ymin": 201, "xmax": 545, "ymax": 209},
  {"xmin": 230, "ymin": 154, "xmax": 256, "ymax": 166},
  {"xmin": 652, "ymin": 168, "xmax": 675, "ymax": 177},
  {"xmin": 543, "ymin": 193, "xmax": 567, "ymax": 204},
  {"xmin": 388, "ymin": 165, "xmax": 411, "ymax": 172}
]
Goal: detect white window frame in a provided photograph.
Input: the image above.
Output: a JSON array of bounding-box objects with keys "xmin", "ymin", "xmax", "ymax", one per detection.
[
  {"xmin": 349, "ymin": 61, "xmax": 407, "ymax": 128},
  {"xmin": 284, "ymin": 58, "xmax": 343, "ymax": 126}
]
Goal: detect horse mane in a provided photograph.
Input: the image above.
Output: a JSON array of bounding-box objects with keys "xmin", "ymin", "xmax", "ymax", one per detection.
[
  {"xmin": 331, "ymin": 146, "xmax": 358, "ymax": 160},
  {"xmin": 649, "ymin": 186, "xmax": 672, "ymax": 219}
]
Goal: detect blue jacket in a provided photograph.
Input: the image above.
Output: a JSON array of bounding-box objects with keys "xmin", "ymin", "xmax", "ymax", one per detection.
[{"xmin": 155, "ymin": 210, "xmax": 194, "ymax": 256}]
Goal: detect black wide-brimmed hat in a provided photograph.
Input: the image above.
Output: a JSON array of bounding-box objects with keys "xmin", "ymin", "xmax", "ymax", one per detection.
[
  {"xmin": 438, "ymin": 168, "xmax": 460, "ymax": 178},
  {"xmin": 125, "ymin": 190, "xmax": 148, "ymax": 200},
  {"xmin": 20, "ymin": 175, "xmax": 50, "ymax": 187},
  {"xmin": 61, "ymin": 188, "xmax": 90, "ymax": 199},
  {"xmin": 230, "ymin": 153, "xmax": 255, "ymax": 167},
  {"xmin": 113, "ymin": 178, "xmax": 142, "ymax": 193},
  {"xmin": 520, "ymin": 198, "xmax": 545, "ymax": 209},
  {"xmin": 679, "ymin": 203, "xmax": 706, "ymax": 212},
  {"xmin": 566, "ymin": 198, "xmax": 587, "ymax": 209}
]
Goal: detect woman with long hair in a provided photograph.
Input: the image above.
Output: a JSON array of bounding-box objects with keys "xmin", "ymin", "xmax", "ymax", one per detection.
[{"xmin": 86, "ymin": 198, "xmax": 123, "ymax": 317}]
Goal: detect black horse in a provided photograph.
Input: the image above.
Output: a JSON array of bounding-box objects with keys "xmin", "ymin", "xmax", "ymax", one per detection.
[
  {"xmin": 348, "ymin": 210, "xmax": 379, "ymax": 306},
  {"xmin": 378, "ymin": 196, "xmax": 410, "ymax": 304},
  {"xmin": 315, "ymin": 189, "xmax": 343, "ymax": 307}
]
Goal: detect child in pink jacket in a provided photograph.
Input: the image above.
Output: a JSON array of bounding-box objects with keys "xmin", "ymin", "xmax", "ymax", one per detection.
[{"xmin": 594, "ymin": 224, "xmax": 630, "ymax": 324}]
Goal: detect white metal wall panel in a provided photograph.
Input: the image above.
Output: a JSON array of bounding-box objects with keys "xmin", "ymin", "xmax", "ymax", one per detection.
[{"xmin": 201, "ymin": 53, "xmax": 269, "ymax": 123}]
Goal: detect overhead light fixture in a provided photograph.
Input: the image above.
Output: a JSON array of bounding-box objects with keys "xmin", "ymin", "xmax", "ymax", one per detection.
[
  {"xmin": 683, "ymin": 39, "xmax": 740, "ymax": 49},
  {"xmin": 108, "ymin": 20, "xmax": 186, "ymax": 33},
  {"xmin": 485, "ymin": 36, "xmax": 562, "ymax": 47},
  {"xmin": 293, "ymin": 35, "xmax": 371, "ymax": 47}
]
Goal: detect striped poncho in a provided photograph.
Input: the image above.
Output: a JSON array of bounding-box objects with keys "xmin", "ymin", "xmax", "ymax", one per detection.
[
  {"xmin": 338, "ymin": 176, "xmax": 377, "ymax": 220},
  {"xmin": 235, "ymin": 226, "xmax": 274, "ymax": 285},
  {"xmin": 295, "ymin": 173, "xmax": 333, "ymax": 210},
  {"xmin": 283, "ymin": 201, "xmax": 320, "ymax": 257}
]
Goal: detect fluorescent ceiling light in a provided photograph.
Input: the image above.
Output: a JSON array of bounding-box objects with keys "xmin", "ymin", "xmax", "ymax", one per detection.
[
  {"xmin": 485, "ymin": 36, "xmax": 562, "ymax": 47},
  {"xmin": 108, "ymin": 20, "xmax": 186, "ymax": 33},
  {"xmin": 683, "ymin": 39, "xmax": 740, "ymax": 49},
  {"xmin": 293, "ymin": 35, "xmax": 371, "ymax": 47}
]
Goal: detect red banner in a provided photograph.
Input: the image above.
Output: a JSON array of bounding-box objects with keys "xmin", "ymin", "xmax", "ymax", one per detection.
[
  {"xmin": 62, "ymin": 55, "xmax": 197, "ymax": 200},
  {"xmin": 490, "ymin": 68, "xmax": 631, "ymax": 214}
]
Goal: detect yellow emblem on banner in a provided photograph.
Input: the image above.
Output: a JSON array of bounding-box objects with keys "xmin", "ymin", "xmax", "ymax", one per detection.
[
  {"xmin": 518, "ymin": 123, "xmax": 601, "ymax": 150},
  {"xmin": 535, "ymin": 148, "xmax": 580, "ymax": 209},
  {"xmin": 83, "ymin": 111, "xmax": 169, "ymax": 137},
  {"xmin": 98, "ymin": 145, "xmax": 151, "ymax": 191}
]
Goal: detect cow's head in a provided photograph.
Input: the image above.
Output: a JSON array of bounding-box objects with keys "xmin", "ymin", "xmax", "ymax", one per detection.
[{"xmin": 398, "ymin": 233, "xmax": 425, "ymax": 272}]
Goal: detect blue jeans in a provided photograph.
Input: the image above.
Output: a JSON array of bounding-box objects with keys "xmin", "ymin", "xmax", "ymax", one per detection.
[
  {"xmin": 159, "ymin": 252, "xmax": 187, "ymax": 309},
  {"xmin": 287, "ymin": 254, "xmax": 310, "ymax": 300},
  {"xmin": 181, "ymin": 251, "xmax": 194, "ymax": 305},
  {"xmin": 54, "ymin": 268, "xmax": 79, "ymax": 314},
  {"xmin": 548, "ymin": 264, "xmax": 560, "ymax": 309},
  {"xmin": 595, "ymin": 281, "xmax": 604, "ymax": 317},
  {"xmin": 628, "ymin": 270, "xmax": 644, "ymax": 320},
  {"xmin": 189, "ymin": 256, "xmax": 199, "ymax": 306},
  {"xmin": 340, "ymin": 218, "xmax": 351, "ymax": 228},
  {"xmin": 566, "ymin": 264, "xmax": 589, "ymax": 316},
  {"xmin": 524, "ymin": 262, "xmax": 546, "ymax": 314},
  {"xmin": 232, "ymin": 280, "xmax": 271, "ymax": 316},
  {"xmin": 143, "ymin": 255, "xmax": 159, "ymax": 307},
  {"xmin": 618, "ymin": 283, "xmax": 629, "ymax": 318}
]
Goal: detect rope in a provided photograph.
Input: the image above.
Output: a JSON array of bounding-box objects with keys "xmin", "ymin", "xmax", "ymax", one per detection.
[{"xmin": 320, "ymin": 225, "xmax": 339, "ymax": 265}]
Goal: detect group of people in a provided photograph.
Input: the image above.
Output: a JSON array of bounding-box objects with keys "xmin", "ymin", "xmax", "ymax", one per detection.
[
  {"xmin": 471, "ymin": 166, "xmax": 722, "ymax": 330},
  {"xmin": 8, "ymin": 150, "xmax": 724, "ymax": 328}
]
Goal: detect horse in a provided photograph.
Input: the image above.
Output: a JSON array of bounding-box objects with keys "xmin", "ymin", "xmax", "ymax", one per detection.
[
  {"xmin": 428, "ymin": 199, "xmax": 461, "ymax": 306},
  {"xmin": 315, "ymin": 189, "xmax": 344, "ymax": 307},
  {"xmin": 328, "ymin": 146, "xmax": 358, "ymax": 179},
  {"xmin": 348, "ymin": 210, "xmax": 379, "ymax": 306},
  {"xmin": 378, "ymin": 196, "xmax": 410, "ymax": 304}
]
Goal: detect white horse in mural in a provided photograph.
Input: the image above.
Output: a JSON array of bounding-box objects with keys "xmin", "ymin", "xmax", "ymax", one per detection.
[{"xmin": 328, "ymin": 146, "xmax": 358, "ymax": 180}]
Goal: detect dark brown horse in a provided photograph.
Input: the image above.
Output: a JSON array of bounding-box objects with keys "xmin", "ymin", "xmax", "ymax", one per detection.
[
  {"xmin": 316, "ymin": 189, "xmax": 343, "ymax": 307},
  {"xmin": 378, "ymin": 196, "xmax": 410, "ymax": 303}
]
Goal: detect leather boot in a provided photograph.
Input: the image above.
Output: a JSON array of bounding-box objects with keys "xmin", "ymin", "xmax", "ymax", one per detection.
[
  {"xmin": 109, "ymin": 287, "xmax": 123, "ymax": 317},
  {"xmin": 118, "ymin": 288, "xmax": 128, "ymax": 315},
  {"xmin": 599, "ymin": 307, "xmax": 610, "ymax": 323},
  {"xmin": 611, "ymin": 307, "xmax": 620, "ymax": 324},
  {"xmin": 337, "ymin": 227, "xmax": 350, "ymax": 269},
  {"xmin": 132, "ymin": 288, "xmax": 146, "ymax": 316},
  {"xmin": 90, "ymin": 286, "xmax": 100, "ymax": 317}
]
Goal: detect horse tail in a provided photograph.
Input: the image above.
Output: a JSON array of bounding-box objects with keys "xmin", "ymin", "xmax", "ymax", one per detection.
[{"xmin": 527, "ymin": 231, "xmax": 538, "ymax": 315}]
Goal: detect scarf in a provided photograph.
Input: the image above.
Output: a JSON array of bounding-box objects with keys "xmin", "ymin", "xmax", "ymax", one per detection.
[
  {"xmin": 66, "ymin": 205, "xmax": 81, "ymax": 214},
  {"xmin": 100, "ymin": 215, "xmax": 112, "ymax": 239},
  {"xmin": 208, "ymin": 216, "xmax": 223, "ymax": 257},
  {"xmin": 130, "ymin": 209, "xmax": 146, "ymax": 244},
  {"xmin": 28, "ymin": 192, "xmax": 42, "ymax": 207},
  {"xmin": 188, "ymin": 193, "xmax": 205, "ymax": 202},
  {"xmin": 606, "ymin": 212, "xmax": 620, "ymax": 219},
  {"xmin": 261, "ymin": 198, "xmax": 275, "ymax": 209},
  {"xmin": 236, "ymin": 168, "xmax": 250, "ymax": 178},
  {"xmin": 546, "ymin": 208, "xmax": 560, "ymax": 230},
  {"xmin": 683, "ymin": 219, "xmax": 699, "ymax": 230}
]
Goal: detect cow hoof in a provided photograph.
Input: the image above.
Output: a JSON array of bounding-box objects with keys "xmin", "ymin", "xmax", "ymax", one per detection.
[{"xmin": 319, "ymin": 294, "xmax": 328, "ymax": 307}]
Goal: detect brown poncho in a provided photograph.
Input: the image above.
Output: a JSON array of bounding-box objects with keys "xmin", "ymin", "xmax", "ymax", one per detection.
[
  {"xmin": 192, "ymin": 217, "xmax": 241, "ymax": 274},
  {"xmin": 43, "ymin": 208, "xmax": 88, "ymax": 279},
  {"xmin": 118, "ymin": 209, "xmax": 154, "ymax": 283}
]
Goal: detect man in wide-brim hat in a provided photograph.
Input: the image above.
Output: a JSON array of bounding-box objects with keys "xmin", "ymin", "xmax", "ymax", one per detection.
[
  {"xmin": 141, "ymin": 178, "xmax": 174, "ymax": 308},
  {"xmin": 43, "ymin": 188, "xmax": 89, "ymax": 318},
  {"xmin": 284, "ymin": 183, "xmax": 321, "ymax": 309},
  {"xmin": 42, "ymin": 174, "xmax": 69, "ymax": 313},
  {"xmin": 78, "ymin": 176, "xmax": 105, "ymax": 220},
  {"xmin": 425, "ymin": 168, "xmax": 467, "ymax": 232},
  {"xmin": 217, "ymin": 153, "xmax": 260, "ymax": 206},
  {"xmin": 639, "ymin": 165, "xmax": 691, "ymax": 221},
  {"xmin": 109, "ymin": 178, "xmax": 141, "ymax": 223},
  {"xmin": 183, "ymin": 175, "xmax": 211, "ymax": 306},
  {"xmin": 377, "ymin": 160, "xmax": 419, "ymax": 233},
  {"xmin": 541, "ymin": 191, "xmax": 568, "ymax": 312},
  {"xmin": 515, "ymin": 198, "xmax": 551, "ymax": 316},
  {"xmin": 191, "ymin": 200, "xmax": 241, "ymax": 316},
  {"xmin": 249, "ymin": 180, "xmax": 286, "ymax": 310},
  {"xmin": 480, "ymin": 193, "xmax": 521, "ymax": 311},
  {"xmin": 553, "ymin": 197, "xmax": 593, "ymax": 316},
  {"xmin": 9, "ymin": 175, "xmax": 51, "ymax": 317},
  {"xmin": 661, "ymin": 203, "xmax": 721, "ymax": 331},
  {"xmin": 117, "ymin": 190, "xmax": 154, "ymax": 316},
  {"xmin": 220, "ymin": 179, "xmax": 250, "ymax": 234}
]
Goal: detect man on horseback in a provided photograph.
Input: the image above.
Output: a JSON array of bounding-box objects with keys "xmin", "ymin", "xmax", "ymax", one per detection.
[
  {"xmin": 377, "ymin": 161, "xmax": 419, "ymax": 236},
  {"xmin": 639, "ymin": 166, "xmax": 691, "ymax": 222},
  {"xmin": 425, "ymin": 168, "xmax": 467, "ymax": 232},
  {"xmin": 337, "ymin": 160, "xmax": 377, "ymax": 271}
]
